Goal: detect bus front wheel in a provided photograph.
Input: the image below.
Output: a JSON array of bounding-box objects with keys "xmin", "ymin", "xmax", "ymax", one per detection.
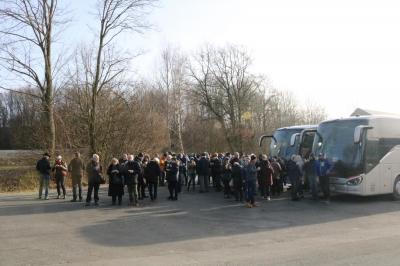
[{"xmin": 393, "ymin": 176, "xmax": 400, "ymax": 200}]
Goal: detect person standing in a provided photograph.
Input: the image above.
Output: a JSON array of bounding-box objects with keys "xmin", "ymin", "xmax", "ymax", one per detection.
[
  {"xmin": 125, "ymin": 155, "xmax": 141, "ymax": 206},
  {"xmin": 52, "ymin": 155, "xmax": 68, "ymax": 199},
  {"xmin": 187, "ymin": 157, "xmax": 197, "ymax": 192},
  {"xmin": 85, "ymin": 154, "xmax": 103, "ymax": 206},
  {"xmin": 68, "ymin": 152, "xmax": 85, "ymax": 202},
  {"xmin": 231, "ymin": 161, "xmax": 244, "ymax": 202},
  {"xmin": 159, "ymin": 153, "xmax": 167, "ymax": 186},
  {"xmin": 304, "ymin": 154, "xmax": 318, "ymax": 200},
  {"xmin": 287, "ymin": 155, "xmax": 302, "ymax": 201},
  {"xmin": 210, "ymin": 153, "xmax": 222, "ymax": 192},
  {"xmin": 221, "ymin": 154, "xmax": 232, "ymax": 198},
  {"xmin": 166, "ymin": 156, "xmax": 179, "ymax": 200},
  {"xmin": 259, "ymin": 155, "xmax": 274, "ymax": 200},
  {"xmin": 244, "ymin": 155, "xmax": 258, "ymax": 208},
  {"xmin": 107, "ymin": 158, "xmax": 124, "ymax": 206},
  {"xmin": 271, "ymin": 158, "xmax": 282, "ymax": 196},
  {"xmin": 315, "ymin": 153, "xmax": 332, "ymax": 202},
  {"xmin": 146, "ymin": 157, "xmax": 161, "ymax": 201},
  {"xmin": 36, "ymin": 152, "xmax": 52, "ymax": 200},
  {"xmin": 196, "ymin": 152, "xmax": 210, "ymax": 193}
]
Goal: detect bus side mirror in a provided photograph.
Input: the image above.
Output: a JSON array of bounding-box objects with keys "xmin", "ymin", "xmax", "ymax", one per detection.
[
  {"xmin": 354, "ymin": 125, "xmax": 373, "ymax": 144},
  {"xmin": 290, "ymin": 133, "xmax": 300, "ymax": 147}
]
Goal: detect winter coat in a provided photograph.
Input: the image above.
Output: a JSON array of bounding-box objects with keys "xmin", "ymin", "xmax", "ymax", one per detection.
[
  {"xmin": 210, "ymin": 157, "xmax": 222, "ymax": 175},
  {"xmin": 36, "ymin": 157, "xmax": 51, "ymax": 175},
  {"xmin": 166, "ymin": 161, "xmax": 179, "ymax": 182},
  {"xmin": 188, "ymin": 160, "xmax": 196, "ymax": 176},
  {"xmin": 196, "ymin": 157, "xmax": 210, "ymax": 176},
  {"xmin": 68, "ymin": 157, "xmax": 85, "ymax": 177},
  {"xmin": 271, "ymin": 161, "xmax": 282, "ymax": 180},
  {"xmin": 304, "ymin": 158, "xmax": 316, "ymax": 177},
  {"xmin": 125, "ymin": 160, "xmax": 141, "ymax": 185},
  {"xmin": 315, "ymin": 159, "xmax": 331, "ymax": 177},
  {"xmin": 86, "ymin": 160, "xmax": 103, "ymax": 184},
  {"xmin": 259, "ymin": 159, "xmax": 274, "ymax": 186},
  {"xmin": 231, "ymin": 163, "xmax": 243, "ymax": 182},
  {"xmin": 52, "ymin": 160, "xmax": 68, "ymax": 178},
  {"xmin": 107, "ymin": 164, "xmax": 124, "ymax": 196},
  {"xmin": 145, "ymin": 160, "xmax": 161, "ymax": 183},
  {"xmin": 244, "ymin": 163, "xmax": 258, "ymax": 182},
  {"xmin": 287, "ymin": 160, "xmax": 302, "ymax": 182}
]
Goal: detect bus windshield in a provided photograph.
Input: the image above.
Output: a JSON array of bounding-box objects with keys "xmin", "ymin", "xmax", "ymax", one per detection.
[
  {"xmin": 270, "ymin": 129, "xmax": 303, "ymax": 160},
  {"xmin": 313, "ymin": 119, "xmax": 368, "ymax": 177}
]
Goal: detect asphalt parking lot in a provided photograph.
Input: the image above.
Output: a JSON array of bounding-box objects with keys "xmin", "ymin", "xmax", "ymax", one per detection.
[{"xmin": 1, "ymin": 187, "xmax": 400, "ymax": 266}]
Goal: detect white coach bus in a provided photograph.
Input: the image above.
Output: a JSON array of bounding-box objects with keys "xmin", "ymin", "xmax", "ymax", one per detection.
[{"xmin": 312, "ymin": 115, "xmax": 400, "ymax": 199}]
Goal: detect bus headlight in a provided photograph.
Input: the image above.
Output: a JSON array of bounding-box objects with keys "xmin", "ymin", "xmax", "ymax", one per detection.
[{"xmin": 346, "ymin": 176, "xmax": 363, "ymax": 186}]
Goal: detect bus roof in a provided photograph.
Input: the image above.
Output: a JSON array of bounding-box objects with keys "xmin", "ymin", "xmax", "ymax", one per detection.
[
  {"xmin": 319, "ymin": 115, "xmax": 400, "ymax": 125},
  {"xmin": 275, "ymin": 124, "xmax": 317, "ymax": 131}
]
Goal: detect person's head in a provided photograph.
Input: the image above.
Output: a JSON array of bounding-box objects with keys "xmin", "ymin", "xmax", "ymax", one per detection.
[
  {"xmin": 243, "ymin": 156, "xmax": 250, "ymax": 166},
  {"xmin": 122, "ymin": 154, "xmax": 128, "ymax": 161},
  {"xmin": 262, "ymin": 154, "xmax": 268, "ymax": 161},
  {"xmin": 250, "ymin": 154, "xmax": 257, "ymax": 163},
  {"xmin": 43, "ymin": 152, "xmax": 50, "ymax": 160},
  {"xmin": 167, "ymin": 154, "xmax": 172, "ymax": 161},
  {"xmin": 56, "ymin": 155, "xmax": 62, "ymax": 162},
  {"xmin": 92, "ymin": 154, "xmax": 100, "ymax": 163},
  {"xmin": 234, "ymin": 152, "xmax": 240, "ymax": 159},
  {"xmin": 291, "ymin": 154, "xmax": 296, "ymax": 162},
  {"xmin": 154, "ymin": 157, "xmax": 160, "ymax": 164},
  {"xmin": 318, "ymin": 153, "xmax": 324, "ymax": 160},
  {"xmin": 111, "ymin": 158, "xmax": 118, "ymax": 165},
  {"xmin": 128, "ymin": 154, "xmax": 134, "ymax": 161},
  {"xmin": 201, "ymin": 152, "xmax": 207, "ymax": 157},
  {"xmin": 75, "ymin": 151, "xmax": 80, "ymax": 158}
]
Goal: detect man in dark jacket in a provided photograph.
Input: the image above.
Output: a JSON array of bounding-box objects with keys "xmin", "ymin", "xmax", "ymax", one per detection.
[
  {"xmin": 36, "ymin": 153, "xmax": 52, "ymax": 200},
  {"xmin": 196, "ymin": 153, "xmax": 210, "ymax": 193},
  {"xmin": 69, "ymin": 152, "xmax": 85, "ymax": 202},
  {"xmin": 125, "ymin": 155, "xmax": 141, "ymax": 206},
  {"xmin": 231, "ymin": 161, "xmax": 244, "ymax": 202},
  {"xmin": 287, "ymin": 155, "xmax": 302, "ymax": 201},
  {"xmin": 166, "ymin": 156, "xmax": 179, "ymax": 200},
  {"xmin": 210, "ymin": 153, "xmax": 222, "ymax": 192},
  {"xmin": 145, "ymin": 158, "xmax": 161, "ymax": 201}
]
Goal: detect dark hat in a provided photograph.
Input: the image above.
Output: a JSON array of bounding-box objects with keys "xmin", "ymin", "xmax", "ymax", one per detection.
[
  {"xmin": 251, "ymin": 155, "xmax": 257, "ymax": 161},
  {"xmin": 43, "ymin": 152, "xmax": 51, "ymax": 157}
]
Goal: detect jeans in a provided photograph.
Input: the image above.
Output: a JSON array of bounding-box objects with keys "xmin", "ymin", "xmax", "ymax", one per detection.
[
  {"xmin": 56, "ymin": 175, "xmax": 66, "ymax": 196},
  {"xmin": 86, "ymin": 182, "xmax": 100, "ymax": 203},
  {"xmin": 127, "ymin": 183, "xmax": 138, "ymax": 205},
  {"xmin": 245, "ymin": 180, "xmax": 256, "ymax": 204},
  {"xmin": 148, "ymin": 181, "xmax": 158, "ymax": 200},
  {"xmin": 198, "ymin": 175, "xmax": 209, "ymax": 192},
  {"xmin": 187, "ymin": 173, "xmax": 196, "ymax": 191},
  {"xmin": 168, "ymin": 181, "xmax": 178, "ymax": 199},
  {"xmin": 72, "ymin": 175, "xmax": 82, "ymax": 200},
  {"xmin": 39, "ymin": 174, "xmax": 50, "ymax": 198}
]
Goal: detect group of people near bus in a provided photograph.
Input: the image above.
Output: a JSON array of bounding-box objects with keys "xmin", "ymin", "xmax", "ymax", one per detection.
[{"xmin": 35, "ymin": 150, "xmax": 332, "ymax": 208}]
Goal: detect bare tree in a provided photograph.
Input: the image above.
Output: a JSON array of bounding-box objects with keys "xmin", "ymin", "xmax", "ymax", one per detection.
[
  {"xmin": 189, "ymin": 45, "xmax": 262, "ymax": 152},
  {"xmin": 85, "ymin": 0, "xmax": 156, "ymax": 155},
  {"xmin": 157, "ymin": 47, "xmax": 186, "ymax": 153},
  {"xmin": 0, "ymin": 0, "xmax": 68, "ymax": 155}
]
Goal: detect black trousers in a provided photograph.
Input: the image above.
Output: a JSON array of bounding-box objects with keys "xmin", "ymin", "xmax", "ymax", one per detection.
[
  {"xmin": 86, "ymin": 182, "xmax": 100, "ymax": 203},
  {"xmin": 112, "ymin": 195, "xmax": 122, "ymax": 204},
  {"xmin": 272, "ymin": 178, "xmax": 283, "ymax": 196},
  {"xmin": 138, "ymin": 178, "xmax": 146, "ymax": 199},
  {"xmin": 223, "ymin": 179, "xmax": 231, "ymax": 197},
  {"xmin": 259, "ymin": 177, "xmax": 267, "ymax": 197},
  {"xmin": 168, "ymin": 181, "xmax": 178, "ymax": 199},
  {"xmin": 56, "ymin": 176, "xmax": 66, "ymax": 196},
  {"xmin": 319, "ymin": 175, "xmax": 330, "ymax": 199},
  {"xmin": 233, "ymin": 180, "xmax": 243, "ymax": 201},
  {"xmin": 159, "ymin": 171, "xmax": 166, "ymax": 186},
  {"xmin": 148, "ymin": 181, "xmax": 158, "ymax": 200},
  {"xmin": 187, "ymin": 173, "xmax": 196, "ymax": 191}
]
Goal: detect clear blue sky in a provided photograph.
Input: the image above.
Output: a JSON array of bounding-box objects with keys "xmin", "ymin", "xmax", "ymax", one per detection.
[{"xmin": 13, "ymin": 0, "xmax": 400, "ymax": 118}]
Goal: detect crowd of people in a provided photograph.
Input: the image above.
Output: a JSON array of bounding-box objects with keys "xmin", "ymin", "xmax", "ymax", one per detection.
[{"xmin": 35, "ymin": 150, "xmax": 332, "ymax": 208}]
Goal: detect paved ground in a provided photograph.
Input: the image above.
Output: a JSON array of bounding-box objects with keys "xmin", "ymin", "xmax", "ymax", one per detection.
[{"xmin": 1, "ymin": 186, "xmax": 400, "ymax": 266}]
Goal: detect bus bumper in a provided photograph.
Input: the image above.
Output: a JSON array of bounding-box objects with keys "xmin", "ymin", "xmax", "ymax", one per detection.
[{"xmin": 329, "ymin": 177, "xmax": 364, "ymax": 195}]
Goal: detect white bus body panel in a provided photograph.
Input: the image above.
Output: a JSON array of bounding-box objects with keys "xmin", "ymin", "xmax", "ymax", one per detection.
[{"xmin": 330, "ymin": 145, "xmax": 400, "ymax": 196}]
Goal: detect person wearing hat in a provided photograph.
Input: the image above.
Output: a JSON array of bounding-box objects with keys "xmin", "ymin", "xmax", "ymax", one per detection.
[
  {"xmin": 52, "ymin": 155, "xmax": 68, "ymax": 199},
  {"xmin": 68, "ymin": 152, "xmax": 85, "ymax": 202},
  {"xmin": 36, "ymin": 152, "xmax": 52, "ymax": 200}
]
